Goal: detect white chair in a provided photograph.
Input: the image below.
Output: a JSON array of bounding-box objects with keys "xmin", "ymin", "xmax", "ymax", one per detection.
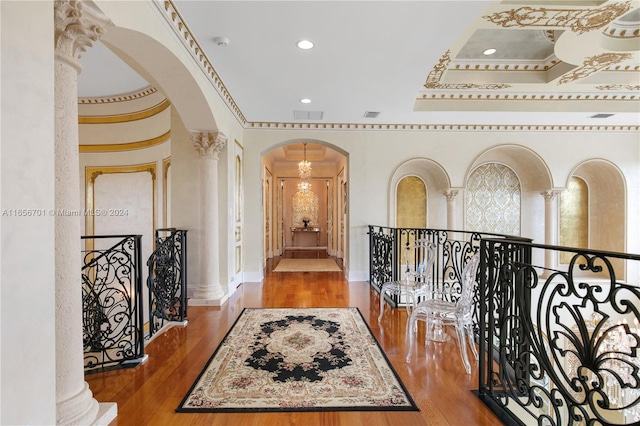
[
  {"xmin": 378, "ymin": 240, "xmax": 436, "ymax": 323},
  {"xmin": 405, "ymin": 252, "xmax": 480, "ymax": 374}
]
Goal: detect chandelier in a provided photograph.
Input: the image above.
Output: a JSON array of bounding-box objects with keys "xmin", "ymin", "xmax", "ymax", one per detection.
[
  {"xmin": 297, "ymin": 180, "xmax": 311, "ymax": 193},
  {"xmin": 298, "ymin": 143, "xmax": 312, "ymax": 179},
  {"xmin": 293, "ymin": 142, "xmax": 318, "ymax": 226}
]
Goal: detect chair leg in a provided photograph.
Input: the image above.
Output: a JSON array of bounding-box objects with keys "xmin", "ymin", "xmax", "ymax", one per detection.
[
  {"xmin": 455, "ymin": 319, "xmax": 471, "ymax": 374},
  {"xmin": 405, "ymin": 293, "xmax": 415, "ymax": 318},
  {"xmin": 466, "ymin": 325, "xmax": 479, "ymax": 360},
  {"xmin": 405, "ymin": 312, "xmax": 417, "ymax": 363},
  {"xmin": 378, "ymin": 287, "xmax": 387, "ymax": 323}
]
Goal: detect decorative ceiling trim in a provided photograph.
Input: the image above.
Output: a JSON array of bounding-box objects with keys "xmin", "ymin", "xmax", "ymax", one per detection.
[
  {"xmin": 78, "ymin": 86, "xmax": 158, "ymax": 104},
  {"xmin": 79, "ymin": 130, "xmax": 170, "ymax": 152},
  {"xmin": 425, "ymin": 51, "xmax": 511, "ymax": 89},
  {"xmin": 603, "ymin": 21, "xmax": 640, "ymax": 39},
  {"xmin": 79, "ymin": 99, "xmax": 170, "ymax": 124},
  {"xmin": 558, "ymin": 52, "xmax": 633, "ymax": 84},
  {"xmin": 246, "ymin": 122, "xmax": 639, "ymax": 132},
  {"xmin": 452, "ymin": 60, "xmax": 560, "ymax": 72},
  {"xmin": 596, "ymin": 84, "xmax": 640, "ymax": 90},
  {"xmin": 483, "ymin": 2, "xmax": 632, "ymax": 34},
  {"xmin": 154, "ymin": 0, "xmax": 247, "ymax": 124},
  {"xmin": 419, "ymin": 92, "xmax": 639, "ymax": 100}
]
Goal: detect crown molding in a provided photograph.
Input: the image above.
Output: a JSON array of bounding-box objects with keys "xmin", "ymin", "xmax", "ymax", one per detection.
[
  {"xmin": 79, "ymin": 99, "xmax": 170, "ymax": 124},
  {"xmin": 246, "ymin": 122, "xmax": 639, "ymax": 132},
  {"xmin": 78, "ymin": 86, "xmax": 158, "ymax": 104}
]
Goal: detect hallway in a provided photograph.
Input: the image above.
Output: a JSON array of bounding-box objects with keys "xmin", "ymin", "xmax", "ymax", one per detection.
[{"xmin": 86, "ymin": 259, "xmax": 501, "ymax": 425}]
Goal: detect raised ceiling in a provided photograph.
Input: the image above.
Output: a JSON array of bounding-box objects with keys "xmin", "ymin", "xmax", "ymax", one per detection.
[{"xmin": 78, "ymin": 0, "xmax": 640, "ymax": 128}]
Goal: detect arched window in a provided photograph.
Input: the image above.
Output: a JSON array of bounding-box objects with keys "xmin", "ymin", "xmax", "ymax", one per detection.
[
  {"xmin": 465, "ymin": 163, "xmax": 521, "ymax": 235},
  {"xmin": 559, "ymin": 176, "xmax": 588, "ymax": 264},
  {"xmin": 396, "ymin": 176, "xmax": 426, "ymax": 228}
]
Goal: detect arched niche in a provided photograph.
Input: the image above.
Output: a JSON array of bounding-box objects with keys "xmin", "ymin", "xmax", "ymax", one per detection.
[
  {"xmin": 568, "ymin": 158, "xmax": 626, "ymax": 257},
  {"xmin": 465, "ymin": 144, "xmax": 553, "ymax": 245},
  {"xmin": 466, "ymin": 144, "xmax": 553, "ymax": 192},
  {"xmin": 389, "ymin": 158, "xmax": 451, "ymax": 228}
]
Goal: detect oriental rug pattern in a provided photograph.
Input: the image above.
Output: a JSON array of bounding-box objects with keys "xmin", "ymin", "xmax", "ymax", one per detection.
[{"xmin": 176, "ymin": 307, "xmax": 418, "ymax": 413}]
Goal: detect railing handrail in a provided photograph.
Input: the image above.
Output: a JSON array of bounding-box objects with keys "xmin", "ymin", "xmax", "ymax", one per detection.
[
  {"xmin": 483, "ymin": 236, "xmax": 640, "ymax": 261},
  {"xmin": 369, "ymin": 225, "xmax": 533, "ymax": 242},
  {"xmin": 81, "ymin": 234, "xmax": 143, "ymax": 271}
]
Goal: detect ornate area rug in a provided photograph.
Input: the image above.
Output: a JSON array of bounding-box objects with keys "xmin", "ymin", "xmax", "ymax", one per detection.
[
  {"xmin": 176, "ymin": 307, "xmax": 418, "ymax": 413},
  {"xmin": 273, "ymin": 258, "xmax": 342, "ymax": 272}
]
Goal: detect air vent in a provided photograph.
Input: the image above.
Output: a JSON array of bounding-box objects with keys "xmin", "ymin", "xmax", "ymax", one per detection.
[
  {"xmin": 363, "ymin": 111, "xmax": 380, "ymax": 119},
  {"xmin": 590, "ymin": 113, "xmax": 614, "ymax": 118},
  {"xmin": 294, "ymin": 110, "xmax": 324, "ymax": 120}
]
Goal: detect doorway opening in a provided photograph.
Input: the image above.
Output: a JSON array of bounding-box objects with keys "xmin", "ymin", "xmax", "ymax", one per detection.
[{"xmin": 261, "ymin": 141, "xmax": 348, "ymax": 269}]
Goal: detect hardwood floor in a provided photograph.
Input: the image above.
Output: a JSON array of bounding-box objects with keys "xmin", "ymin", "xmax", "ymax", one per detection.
[{"xmin": 87, "ymin": 255, "xmax": 502, "ymax": 426}]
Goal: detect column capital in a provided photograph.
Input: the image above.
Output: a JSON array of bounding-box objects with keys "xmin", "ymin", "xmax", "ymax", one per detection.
[
  {"xmin": 540, "ymin": 190, "xmax": 560, "ymax": 201},
  {"xmin": 443, "ymin": 190, "xmax": 459, "ymax": 202},
  {"xmin": 55, "ymin": 0, "xmax": 111, "ymax": 72},
  {"xmin": 191, "ymin": 130, "xmax": 227, "ymax": 159}
]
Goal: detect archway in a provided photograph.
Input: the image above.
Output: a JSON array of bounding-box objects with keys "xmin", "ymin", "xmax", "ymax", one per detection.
[{"xmin": 261, "ymin": 140, "xmax": 349, "ymax": 269}]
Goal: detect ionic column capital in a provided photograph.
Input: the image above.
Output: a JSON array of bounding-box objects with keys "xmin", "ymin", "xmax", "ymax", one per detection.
[
  {"xmin": 54, "ymin": 0, "xmax": 111, "ymax": 72},
  {"xmin": 191, "ymin": 130, "xmax": 227, "ymax": 159}
]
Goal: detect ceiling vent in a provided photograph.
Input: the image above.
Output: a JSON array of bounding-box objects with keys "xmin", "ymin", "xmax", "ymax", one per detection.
[
  {"xmin": 294, "ymin": 110, "xmax": 324, "ymax": 120},
  {"xmin": 590, "ymin": 113, "xmax": 614, "ymax": 118},
  {"xmin": 363, "ymin": 111, "xmax": 380, "ymax": 118}
]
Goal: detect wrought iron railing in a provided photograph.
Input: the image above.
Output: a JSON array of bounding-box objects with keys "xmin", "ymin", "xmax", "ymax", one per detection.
[
  {"xmin": 477, "ymin": 238, "xmax": 640, "ymax": 425},
  {"xmin": 146, "ymin": 228, "xmax": 188, "ymax": 340},
  {"xmin": 81, "ymin": 234, "xmax": 145, "ymax": 373},
  {"xmin": 368, "ymin": 226, "xmax": 531, "ymax": 329}
]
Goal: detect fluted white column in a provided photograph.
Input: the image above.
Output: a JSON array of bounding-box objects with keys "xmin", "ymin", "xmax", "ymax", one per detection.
[
  {"xmin": 443, "ymin": 190, "xmax": 459, "ymax": 230},
  {"xmin": 190, "ymin": 131, "xmax": 228, "ymax": 306},
  {"xmin": 54, "ymin": 1, "xmax": 115, "ymax": 425},
  {"xmin": 540, "ymin": 191, "xmax": 559, "ymax": 272}
]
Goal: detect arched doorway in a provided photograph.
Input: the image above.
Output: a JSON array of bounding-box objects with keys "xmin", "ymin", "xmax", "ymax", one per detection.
[{"xmin": 261, "ymin": 141, "xmax": 348, "ymax": 268}]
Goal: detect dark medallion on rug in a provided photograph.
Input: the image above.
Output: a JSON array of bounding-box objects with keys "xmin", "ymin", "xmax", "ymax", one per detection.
[{"xmin": 245, "ymin": 315, "xmax": 352, "ymax": 382}]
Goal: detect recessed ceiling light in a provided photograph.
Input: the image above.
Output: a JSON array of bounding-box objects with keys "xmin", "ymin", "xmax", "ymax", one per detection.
[
  {"xmin": 300, "ymin": 98, "xmax": 312, "ymax": 104},
  {"xmin": 297, "ymin": 40, "xmax": 314, "ymax": 50},
  {"xmin": 483, "ymin": 48, "xmax": 496, "ymax": 56}
]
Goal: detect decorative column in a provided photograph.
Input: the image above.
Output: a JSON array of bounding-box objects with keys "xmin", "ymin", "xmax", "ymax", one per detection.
[
  {"xmin": 540, "ymin": 191, "xmax": 559, "ymax": 272},
  {"xmin": 54, "ymin": 1, "xmax": 115, "ymax": 425},
  {"xmin": 443, "ymin": 190, "xmax": 459, "ymax": 230},
  {"xmin": 190, "ymin": 131, "xmax": 228, "ymax": 306}
]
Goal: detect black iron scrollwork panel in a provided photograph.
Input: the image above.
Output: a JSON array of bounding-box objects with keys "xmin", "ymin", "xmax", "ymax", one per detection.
[
  {"xmin": 147, "ymin": 229, "xmax": 188, "ymax": 340},
  {"xmin": 480, "ymin": 240, "xmax": 640, "ymax": 426},
  {"xmin": 369, "ymin": 226, "xmax": 394, "ymax": 291},
  {"xmin": 81, "ymin": 235, "xmax": 144, "ymax": 373}
]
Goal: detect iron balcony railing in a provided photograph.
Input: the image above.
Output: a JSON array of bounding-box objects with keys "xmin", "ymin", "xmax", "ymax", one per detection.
[
  {"xmin": 477, "ymin": 239, "xmax": 640, "ymax": 426},
  {"xmin": 146, "ymin": 228, "xmax": 188, "ymax": 340},
  {"xmin": 81, "ymin": 234, "xmax": 145, "ymax": 373},
  {"xmin": 368, "ymin": 225, "xmax": 531, "ymax": 331}
]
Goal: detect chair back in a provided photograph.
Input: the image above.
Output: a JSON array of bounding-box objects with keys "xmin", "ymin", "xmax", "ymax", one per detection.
[
  {"xmin": 459, "ymin": 252, "xmax": 480, "ymax": 309},
  {"xmin": 402, "ymin": 239, "xmax": 436, "ymax": 284}
]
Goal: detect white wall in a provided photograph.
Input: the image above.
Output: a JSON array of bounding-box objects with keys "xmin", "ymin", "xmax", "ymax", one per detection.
[
  {"xmin": 242, "ymin": 129, "xmax": 640, "ymax": 282},
  {"xmin": 0, "ymin": 2, "xmax": 57, "ymax": 424}
]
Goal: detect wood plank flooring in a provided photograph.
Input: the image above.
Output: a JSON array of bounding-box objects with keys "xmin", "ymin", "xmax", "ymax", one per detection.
[{"xmin": 86, "ymin": 255, "xmax": 502, "ymax": 426}]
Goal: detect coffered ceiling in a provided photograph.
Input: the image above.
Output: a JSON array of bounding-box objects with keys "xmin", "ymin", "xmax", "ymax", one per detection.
[{"xmin": 78, "ymin": 0, "xmax": 640, "ymax": 128}]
